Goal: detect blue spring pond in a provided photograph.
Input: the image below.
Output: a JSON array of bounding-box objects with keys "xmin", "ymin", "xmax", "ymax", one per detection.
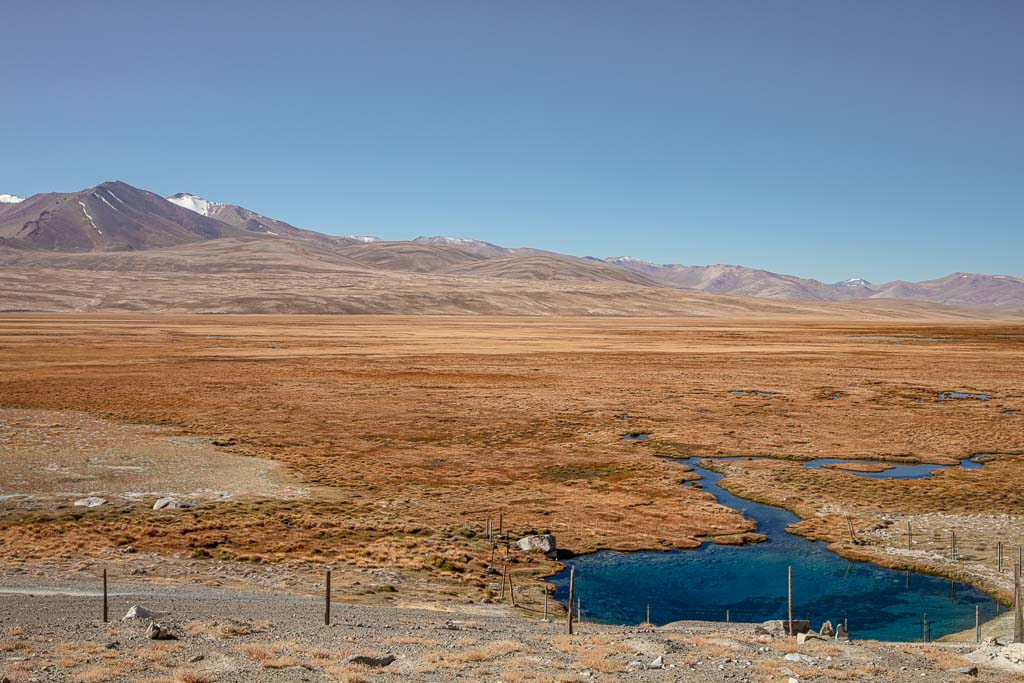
[{"xmin": 549, "ymin": 456, "xmax": 1001, "ymax": 641}]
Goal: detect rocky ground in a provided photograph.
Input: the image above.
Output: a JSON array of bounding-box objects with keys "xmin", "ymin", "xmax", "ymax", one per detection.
[{"xmin": 1, "ymin": 579, "xmax": 1021, "ymax": 682}]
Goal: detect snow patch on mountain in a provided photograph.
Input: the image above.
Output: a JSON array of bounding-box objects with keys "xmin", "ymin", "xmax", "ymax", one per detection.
[
  {"xmin": 77, "ymin": 201, "xmax": 101, "ymax": 234},
  {"xmin": 0, "ymin": 194, "xmax": 25, "ymax": 204},
  {"xmin": 167, "ymin": 193, "xmax": 218, "ymax": 216},
  {"xmin": 343, "ymin": 235, "xmax": 382, "ymax": 243},
  {"xmin": 94, "ymin": 192, "xmax": 121, "ymax": 213},
  {"xmin": 414, "ymin": 235, "xmax": 484, "ymax": 246},
  {"xmin": 605, "ymin": 256, "xmax": 658, "ymax": 268},
  {"xmin": 833, "ymin": 278, "xmax": 872, "ymax": 288}
]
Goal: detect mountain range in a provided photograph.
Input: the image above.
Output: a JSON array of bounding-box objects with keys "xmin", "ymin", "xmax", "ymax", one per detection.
[{"xmin": 1, "ymin": 180, "xmax": 1022, "ymax": 314}]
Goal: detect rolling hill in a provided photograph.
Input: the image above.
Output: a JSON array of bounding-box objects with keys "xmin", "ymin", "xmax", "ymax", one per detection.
[{"xmin": 2, "ymin": 179, "xmax": 1022, "ymax": 313}]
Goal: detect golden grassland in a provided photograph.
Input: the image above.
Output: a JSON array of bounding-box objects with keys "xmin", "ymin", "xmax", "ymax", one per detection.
[{"xmin": 0, "ymin": 314, "xmax": 1022, "ymax": 604}]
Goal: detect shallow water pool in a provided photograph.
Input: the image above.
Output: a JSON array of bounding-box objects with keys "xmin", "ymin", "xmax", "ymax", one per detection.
[{"xmin": 550, "ymin": 458, "xmax": 998, "ymax": 641}]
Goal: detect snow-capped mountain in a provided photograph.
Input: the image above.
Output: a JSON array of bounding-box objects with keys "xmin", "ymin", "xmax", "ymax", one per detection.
[
  {"xmin": 833, "ymin": 278, "xmax": 872, "ymax": 288},
  {"xmin": 605, "ymin": 256, "xmax": 658, "ymax": 268},
  {"xmin": 4, "ymin": 180, "xmax": 1023, "ymax": 307},
  {"xmin": 167, "ymin": 192, "xmax": 382, "ymax": 246},
  {"xmin": 413, "ymin": 236, "xmax": 513, "ymax": 258},
  {"xmin": 166, "ymin": 193, "xmax": 217, "ymax": 217}
]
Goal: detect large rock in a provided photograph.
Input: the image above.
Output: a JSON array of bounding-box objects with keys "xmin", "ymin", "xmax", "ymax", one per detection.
[
  {"xmin": 758, "ymin": 619, "xmax": 810, "ymax": 636},
  {"xmin": 122, "ymin": 605, "xmax": 170, "ymax": 621},
  {"xmin": 516, "ymin": 534, "xmax": 556, "ymax": 556},
  {"xmin": 153, "ymin": 497, "xmax": 196, "ymax": 511},
  {"xmin": 74, "ymin": 497, "xmax": 108, "ymax": 508},
  {"xmin": 834, "ymin": 622, "xmax": 849, "ymax": 641},
  {"xmin": 819, "ymin": 620, "xmax": 834, "ymax": 637}
]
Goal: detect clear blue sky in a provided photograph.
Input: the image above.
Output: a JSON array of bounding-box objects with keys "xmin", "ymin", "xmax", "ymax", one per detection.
[{"xmin": 2, "ymin": 1, "xmax": 1021, "ymax": 283}]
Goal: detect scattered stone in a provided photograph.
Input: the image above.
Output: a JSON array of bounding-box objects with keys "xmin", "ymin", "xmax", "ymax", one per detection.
[
  {"xmin": 104, "ymin": 641, "xmax": 119, "ymax": 650},
  {"xmin": 950, "ymin": 666, "xmax": 978, "ymax": 677},
  {"xmin": 121, "ymin": 546, "xmax": 137, "ymax": 554},
  {"xmin": 188, "ymin": 654, "xmax": 205, "ymax": 663},
  {"xmin": 73, "ymin": 496, "xmax": 107, "ymax": 508},
  {"xmin": 783, "ymin": 653, "xmax": 816, "ymax": 664},
  {"xmin": 144, "ymin": 622, "xmax": 176, "ymax": 640},
  {"xmin": 122, "ymin": 605, "xmax": 170, "ymax": 621},
  {"xmin": 649, "ymin": 655, "xmax": 664, "ymax": 669},
  {"xmin": 516, "ymin": 534, "xmax": 557, "ymax": 556},
  {"xmin": 342, "ymin": 654, "xmax": 395, "ymax": 668},
  {"xmin": 153, "ymin": 497, "xmax": 196, "ymax": 510},
  {"xmin": 797, "ymin": 632, "xmax": 824, "ymax": 645}
]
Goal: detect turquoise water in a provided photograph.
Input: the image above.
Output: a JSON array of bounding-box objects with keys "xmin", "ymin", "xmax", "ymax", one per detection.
[{"xmin": 549, "ymin": 457, "xmax": 999, "ymax": 641}]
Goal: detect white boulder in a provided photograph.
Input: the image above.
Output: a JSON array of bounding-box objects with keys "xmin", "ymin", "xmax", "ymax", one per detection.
[{"xmin": 516, "ymin": 534, "xmax": 556, "ymax": 555}]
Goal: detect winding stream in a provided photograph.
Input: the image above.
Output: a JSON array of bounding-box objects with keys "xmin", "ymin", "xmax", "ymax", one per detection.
[{"xmin": 549, "ymin": 457, "xmax": 999, "ymax": 641}]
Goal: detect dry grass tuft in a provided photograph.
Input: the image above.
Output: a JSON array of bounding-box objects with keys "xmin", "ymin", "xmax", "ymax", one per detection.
[
  {"xmin": 324, "ymin": 667, "xmax": 371, "ymax": 683},
  {"xmin": 239, "ymin": 642, "xmax": 275, "ymax": 663},
  {"xmin": 577, "ymin": 646, "xmax": 624, "ymax": 673},
  {"xmin": 260, "ymin": 655, "xmax": 302, "ymax": 669},
  {"xmin": 187, "ymin": 619, "xmax": 271, "ymax": 639},
  {"xmin": 0, "ymin": 639, "xmax": 35, "ymax": 652},
  {"xmin": 72, "ymin": 665, "xmax": 120, "ymax": 683},
  {"xmin": 171, "ymin": 668, "xmax": 215, "ymax": 683}
]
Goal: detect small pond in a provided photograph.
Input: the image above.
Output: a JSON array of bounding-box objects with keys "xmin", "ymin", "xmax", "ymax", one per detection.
[
  {"xmin": 549, "ymin": 457, "xmax": 998, "ymax": 641},
  {"xmin": 802, "ymin": 454, "xmax": 987, "ymax": 480},
  {"xmin": 622, "ymin": 433, "xmax": 649, "ymax": 441}
]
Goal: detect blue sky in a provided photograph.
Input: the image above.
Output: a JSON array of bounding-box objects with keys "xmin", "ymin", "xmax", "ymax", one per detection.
[{"xmin": 2, "ymin": 1, "xmax": 1021, "ymax": 282}]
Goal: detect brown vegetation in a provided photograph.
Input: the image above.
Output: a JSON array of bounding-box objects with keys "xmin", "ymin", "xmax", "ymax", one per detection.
[{"xmin": 0, "ymin": 314, "xmax": 1022, "ymax": 607}]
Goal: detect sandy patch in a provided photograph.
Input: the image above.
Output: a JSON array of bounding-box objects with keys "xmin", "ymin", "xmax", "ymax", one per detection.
[{"xmin": 0, "ymin": 408, "xmax": 307, "ymax": 504}]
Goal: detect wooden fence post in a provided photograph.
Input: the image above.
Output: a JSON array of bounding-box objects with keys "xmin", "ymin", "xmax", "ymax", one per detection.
[
  {"xmin": 787, "ymin": 566, "xmax": 793, "ymax": 637},
  {"xmin": 543, "ymin": 591, "xmax": 548, "ymax": 621},
  {"xmin": 499, "ymin": 564, "xmax": 507, "ymax": 600},
  {"xmin": 951, "ymin": 531, "xmax": 957, "ymax": 561},
  {"xmin": 845, "ymin": 516, "xmax": 857, "ymax": 544},
  {"xmin": 976, "ymin": 605, "xmax": 981, "ymax": 643},
  {"xmin": 507, "ymin": 568, "xmax": 516, "ymax": 607},
  {"xmin": 325, "ymin": 569, "xmax": 331, "ymax": 626},
  {"xmin": 102, "ymin": 568, "xmax": 108, "ymax": 623},
  {"xmin": 568, "ymin": 567, "xmax": 575, "ymax": 635},
  {"xmin": 999, "ymin": 541, "xmax": 1003, "ymax": 573},
  {"xmin": 1015, "ymin": 563, "xmax": 1023, "ymax": 644}
]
